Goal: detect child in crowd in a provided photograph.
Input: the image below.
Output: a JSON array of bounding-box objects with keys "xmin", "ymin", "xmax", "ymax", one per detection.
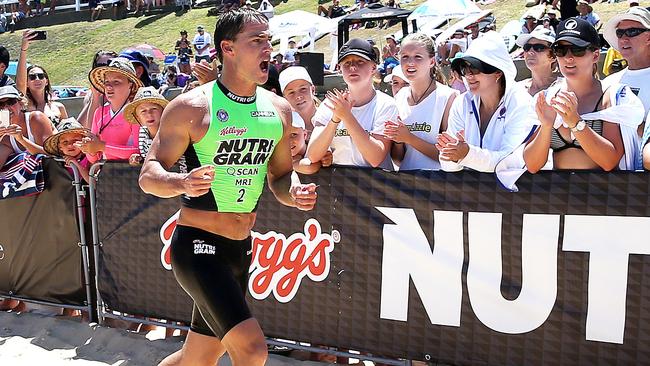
[
  {"xmin": 290, "ymin": 112, "xmax": 332, "ymax": 174},
  {"xmin": 123, "ymin": 87, "xmax": 168, "ymax": 166},
  {"xmin": 43, "ymin": 118, "xmax": 91, "ymax": 183}
]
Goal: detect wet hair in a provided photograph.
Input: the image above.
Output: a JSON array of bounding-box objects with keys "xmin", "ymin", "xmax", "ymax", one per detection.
[
  {"xmin": 26, "ymin": 64, "xmax": 52, "ymax": 107},
  {"xmin": 400, "ymin": 33, "xmax": 447, "ymax": 84},
  {"xmin": 214, "ymin": 8, "xmax": 269, "ymax": 63},
  {"xmin": 92, "ymin": 50, "xmax": 118, "ymax": 69}
]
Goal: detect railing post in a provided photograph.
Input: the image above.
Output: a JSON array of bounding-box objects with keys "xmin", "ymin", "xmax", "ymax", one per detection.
[
  {"xmin": 88, "ymin": 161, "xmax": 105, "ymax": 324},
  {"xmin": 59, "ymin": 158, "xmax": 97, "ymax": 323}
]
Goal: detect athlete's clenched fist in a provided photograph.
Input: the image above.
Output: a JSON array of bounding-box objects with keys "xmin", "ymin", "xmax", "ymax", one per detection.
[
  {"xmin": 182, "ymin": 165, "xmax": 215, "ymax": 197},
  {"xmin": 289, "ymin": 183, "xmax": 318, "ymax": 211}
]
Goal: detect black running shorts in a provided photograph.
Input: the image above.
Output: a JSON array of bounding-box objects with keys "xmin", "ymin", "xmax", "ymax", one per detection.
[{"xmin": 170, "ymin": 225, "xmax": 253, "ymax": 339}]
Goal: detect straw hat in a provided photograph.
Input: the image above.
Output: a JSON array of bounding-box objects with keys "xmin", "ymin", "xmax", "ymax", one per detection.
[
  {"xmin": 88, "ymin": 57, "xmax": 144, "ymax": 94},
  {"xmin": 43, "ymin": 118, "xmax": 90, "ymax": 157},
  {"xmin": 123, "ymin": 86, "xmax": 169, "ymax": 125}
]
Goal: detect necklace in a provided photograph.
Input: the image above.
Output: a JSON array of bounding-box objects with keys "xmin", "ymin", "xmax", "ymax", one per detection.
[{"xmin": 410, "ymin": 77, "xmax": 435, "ymax": 105}]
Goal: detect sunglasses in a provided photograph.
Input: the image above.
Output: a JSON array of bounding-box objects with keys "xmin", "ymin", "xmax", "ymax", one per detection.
[
  {"xmin": 552, "ymin": 44, "xmax": 595, "ymax": 58},
  {"xmin": 28, "ymin": 73, "xmax": 46, "ymax": 81},
  {"xmin": 615, "ymin": 27, "xmax": 649, "ymax": 39},
  {"xmin": 523, "ymin": 43, "xmax": 550, "ymax": 52},
  {"xmin": 0, "ymin": 98, "xmax": 19, "ymax": 109}
]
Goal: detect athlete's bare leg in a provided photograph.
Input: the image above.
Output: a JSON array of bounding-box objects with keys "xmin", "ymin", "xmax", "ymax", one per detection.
[
  {"xmin": 158, "ymin": 330, "xmax": 226, "ymax": 366},
  {"xmin": 221, "ymin": 318, "xmax": 268, "ymax": 366},
  {"xmin": 158, "ymin": 318, "xmax": 266, "ymax": 366}
]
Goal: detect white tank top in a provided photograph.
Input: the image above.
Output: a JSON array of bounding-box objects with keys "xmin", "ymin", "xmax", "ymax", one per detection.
[
  {"xmin": 10, "ymin": 112, "xmax": 35, "ymax": 154},
  {"xmin": 395, "ymin": 83, "xmax": 456, "ymax": 170}
]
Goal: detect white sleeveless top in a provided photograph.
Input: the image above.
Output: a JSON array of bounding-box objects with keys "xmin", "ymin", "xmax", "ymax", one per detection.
[
  {"xmin": 9, "ymin": 112, "xmax": 35, "ymax": 154},
  {"xmin": 395, "ymin": 83, "xmax": 456, "ymax": 170}
]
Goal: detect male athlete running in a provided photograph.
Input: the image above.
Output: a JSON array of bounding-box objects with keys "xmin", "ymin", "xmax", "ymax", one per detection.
[{"xmin": 139, "ymin": 9, "xmax": 318, "ymax": 366}]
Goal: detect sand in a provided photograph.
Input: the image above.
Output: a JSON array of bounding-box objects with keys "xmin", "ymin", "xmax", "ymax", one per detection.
[{"xmin": 0, "ymin": 310, "xmax": 335, "ymax": 366}]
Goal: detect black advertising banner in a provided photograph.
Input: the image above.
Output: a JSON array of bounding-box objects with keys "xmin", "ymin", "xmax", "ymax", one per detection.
[
  {"xmin": 96, "ymin": 162, "xmax": 650, "ymax": 365},
  {"xmin": 0, "ymin": 159, "xmax": 84, "ymax": 305}
]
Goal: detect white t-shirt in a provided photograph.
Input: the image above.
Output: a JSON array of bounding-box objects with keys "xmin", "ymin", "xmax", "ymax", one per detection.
[
  {"xmin": 395, "ymin": 83, "xmax": 457, "ymax": 170},
  {"xmin": 284, "ymin": 48, "xmax": 298, "ymax": 63},
  {"xmin": 604, "ymin": 67, "xmax": 650, "ymax": 116},
  {"xmin": 193, "ymin": 32, "xmax": 212, "ymax": 57},
  {"xmin": 441, "ymin": 82, "xmax": 537, "ymax": 173},
  {"xmin": 311, "ymin": 90, "xmax": 398, "ymax": 170}
]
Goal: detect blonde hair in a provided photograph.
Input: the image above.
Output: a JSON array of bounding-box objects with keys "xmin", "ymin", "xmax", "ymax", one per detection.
[{"xmin": 400, "ymin": 32, "xmax": 447, "ymax": 84}]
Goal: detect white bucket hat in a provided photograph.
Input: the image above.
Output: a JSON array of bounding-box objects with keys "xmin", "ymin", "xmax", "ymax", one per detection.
[{"xmin": 603, "ymin": 6, "xmax": 650, "ymax": 51}]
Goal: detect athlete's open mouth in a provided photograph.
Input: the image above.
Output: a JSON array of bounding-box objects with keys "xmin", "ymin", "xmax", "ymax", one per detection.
[{"xmin": 260, "ymin": 60, "xmax": 269, "ymax": 73}]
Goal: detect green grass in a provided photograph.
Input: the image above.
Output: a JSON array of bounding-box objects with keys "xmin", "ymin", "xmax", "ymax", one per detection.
[{"xmin": 0, "ymin": 0, "xmax": 633, "ymax": 86}]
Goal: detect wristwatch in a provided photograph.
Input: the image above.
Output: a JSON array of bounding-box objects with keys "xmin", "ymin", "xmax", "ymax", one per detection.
[{"xmin": 570, "ymin": 120, "xmax": 586, "ymax": 133}]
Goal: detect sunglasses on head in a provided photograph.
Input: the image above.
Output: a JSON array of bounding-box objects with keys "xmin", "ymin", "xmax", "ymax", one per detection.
[
  {"xmin": 28, "ymin": 73, "xmax": 46, "ymax": 81},
  {"xmin": 615, "ymin": 27, "xmax": 649, "ymax": 39},
  {"xmin": 0, "ymin": 98, "xmax": 19, "ymax": 109},
  {"xmin": 523, "ymin": 43, "xmax": 550, "ymax": 52},
  {"xmin": 552, "ymin": 44, "xmax": 594, "ymax": 57}
]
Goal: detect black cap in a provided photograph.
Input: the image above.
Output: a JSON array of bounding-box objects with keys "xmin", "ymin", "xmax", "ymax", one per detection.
[
  {"xmin": 554, "ymin": 17, "xmax": 600, "ymax": 48},
  {"xmin": 338, "ymin": 38, "xmax": 377, "ymax": 64}
]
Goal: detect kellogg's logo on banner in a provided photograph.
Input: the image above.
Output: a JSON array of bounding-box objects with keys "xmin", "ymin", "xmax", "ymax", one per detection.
[
  {"xmin": 159, "ymin": 215, "xmax": 338, "ymax": 303},
  {"xmin": 160, "ymin": 210, "xmax": 180, "ymax": 271},
  {"xmin": 249, "ymin": 219, "xmax": 339, "ymax": 303}
]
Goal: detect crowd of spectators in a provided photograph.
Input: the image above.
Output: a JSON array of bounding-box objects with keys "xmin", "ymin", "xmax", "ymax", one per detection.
[{"xmin": 2, "ymin": 0, "xmax": 650, "ymax": 350}]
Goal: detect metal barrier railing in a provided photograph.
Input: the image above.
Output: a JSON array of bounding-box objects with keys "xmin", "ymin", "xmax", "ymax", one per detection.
[
  {"xmin": 2, "ymin": 158, "xmax": 95, "ymax": 320},
  {"xmin": 86, "ymin": 161, "xmax": 413, "ymax": 365}
]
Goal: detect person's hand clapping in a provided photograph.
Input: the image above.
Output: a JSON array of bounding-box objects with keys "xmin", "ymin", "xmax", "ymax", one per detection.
[
  {"xmin": 384, "ymin": 118, "xmax": 411, "ymax": 143},
  {"xmin": 289, "ymin": 183, "xmax": 318, "ymax": 211},
  {"xmin": 192, "ymin": 60, "xmax": 218, "ymax": 85},
  {"xmin": 182, "ymin": 165, "xmax": 215, "ymax": 197},
  {"xmin": 535, "ymin": 91, "xmax": 557, "ymax": 127},
  {"xmin": 325, "ymin": 89, "xmax": 354, "ymax": 122},
  {"xmin": 436, "ymin": 130, "xmax": 469, "ymax": 162},
  {"xmin": 550, "ymin": 90, "xmax": 580, "ymax": 128}
]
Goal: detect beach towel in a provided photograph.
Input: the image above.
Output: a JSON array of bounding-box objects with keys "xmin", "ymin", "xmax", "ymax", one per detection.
[{"xmin": 0, "ymin": 153, "xmax": 45, "ymax": 199}]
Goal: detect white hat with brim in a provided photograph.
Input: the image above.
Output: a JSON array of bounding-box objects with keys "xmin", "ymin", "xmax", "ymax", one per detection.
[
  {"xmin": 291, "ymin": 111, "xmax": 305, "ymax": 129},
  {"xmin": 454, "ymin": 31, "xmax": 517, "ymax": 81},
  {"xmin": 123, "ymin": 86, "xmax": 169, "ymax": 125},
  {"xmin": 279, "ymin": 66, "xmax": 313, "ymax": 93},
  {"xmin": 603, "ymin": 6, "xmax": 650, "ymax": 51},
  {"xmin": 383, "ymin": 65, "xmax": 407, "ymax": 83},
  {"xmin": 516, "ymin": 26, "xmax": 556, "ymax": 47},
  {"xmin": 88, "ymin": 57, "xmax": 144, "ymax": 95}
]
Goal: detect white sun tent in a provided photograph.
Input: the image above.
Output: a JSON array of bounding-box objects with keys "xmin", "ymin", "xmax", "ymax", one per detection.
[
  {"xmin": 408, "ymin": 0, "xmax": 481, "ymax": 25},
  {"xmin": 268, "ymin": 10, "xmax": 340, "ymax": 53}
]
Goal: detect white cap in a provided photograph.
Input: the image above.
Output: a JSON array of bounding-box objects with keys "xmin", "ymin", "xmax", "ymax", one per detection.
[
  {"xmin": 383, "ymin": 66, "xmax": 407, "ymax": 83},
  {"xmin": 279, "ymin": 66, "xmax": 313, "ymax": 93},
  {"xmin": 291, "ymin": 111, "xmax": 305, "ymax": 129},
  {"xmin": 462, "ymin": 31, "xmax": 517, "ymax": 81},
  {"xmin": 603, "ymin": 6, "xmax": 650, "ymax": 51},
  {"xmin": 516, "ymin": 26, "xmax": 556, "ymax": 47}
]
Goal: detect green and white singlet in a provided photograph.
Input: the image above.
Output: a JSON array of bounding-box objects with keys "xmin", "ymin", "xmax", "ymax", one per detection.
[{"xmin": 181, "ymin": 80, "xmax": 283, "ymax": 213}]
